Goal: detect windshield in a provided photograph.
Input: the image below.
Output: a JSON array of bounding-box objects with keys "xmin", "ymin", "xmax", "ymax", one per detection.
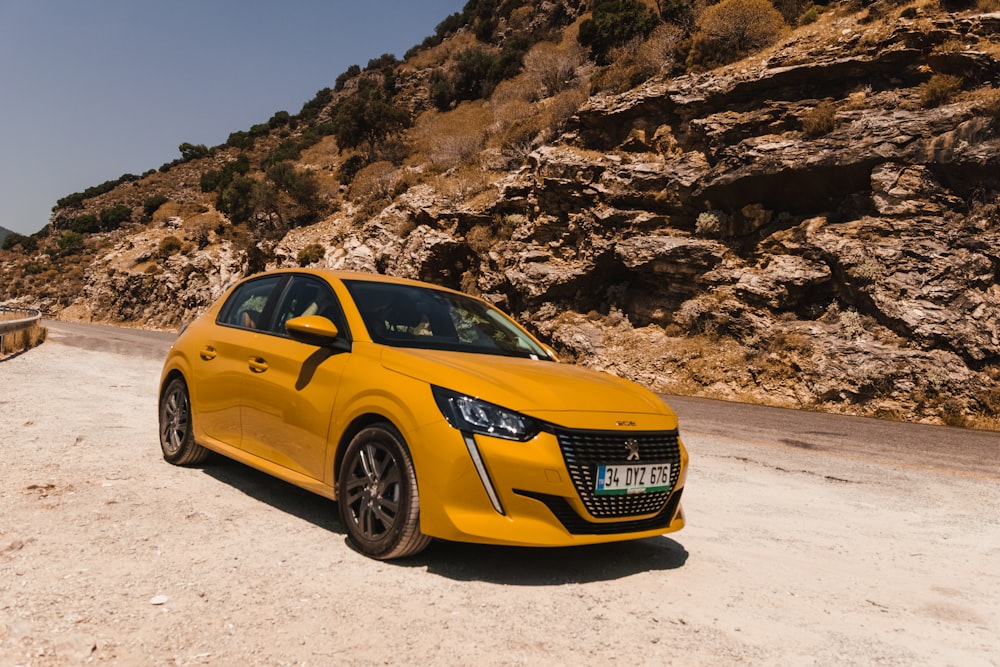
[{"xmin": 343, "ymin": 280, "xmax": 551, "ymax": 360}]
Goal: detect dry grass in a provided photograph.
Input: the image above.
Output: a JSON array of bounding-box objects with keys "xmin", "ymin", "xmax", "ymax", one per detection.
[
  {"xmin": 920, "ymin": 73, "xmax": 964, "ymax": 108},
  {"xmin": 151, "ymin": 201, "xmax": 208, "ymax": 224},
  {"xmin": 410, "ymin": 103, "xmax": 491, "ymax": 172},
  {"xmin": 430, "ymin": 165, "xmax": 497, "ymax": 205},
  {"xmin": 802, "ymin": 100, "xmax": 838, "ymax": 138},
  {"xmin": 348, "ymin": 161, "xmax": 401, "ymax": 203},
  {"xmin": 522, "ymin": 40, "xmax": 587, "ymax": 98}
]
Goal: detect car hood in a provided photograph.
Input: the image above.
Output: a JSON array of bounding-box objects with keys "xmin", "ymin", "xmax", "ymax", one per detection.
[{"xmin": 380, "ymin": 346, "xmax": 674, "ymax": 422}]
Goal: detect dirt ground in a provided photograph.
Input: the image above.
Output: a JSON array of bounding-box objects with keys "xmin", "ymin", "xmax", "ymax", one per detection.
[{"xmin": 1, "ymin": 339, "xmax": 999, "ymax": 666}]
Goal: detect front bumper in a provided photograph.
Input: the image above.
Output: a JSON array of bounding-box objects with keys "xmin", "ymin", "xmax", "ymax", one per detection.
[{"xmin": 412, "ymin": 418, "xmax": 688, "ymax": 547}]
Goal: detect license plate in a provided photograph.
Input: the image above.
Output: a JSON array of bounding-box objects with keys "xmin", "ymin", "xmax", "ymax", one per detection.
[{"xmin": 595, "ymin": 463, "xmax": 672, "ymax": 495}]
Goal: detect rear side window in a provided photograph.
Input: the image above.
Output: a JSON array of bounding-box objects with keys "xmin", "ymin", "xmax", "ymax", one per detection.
[{"xmin": 217, "ymin": 276, "xmax": 283, "ymax": 330}]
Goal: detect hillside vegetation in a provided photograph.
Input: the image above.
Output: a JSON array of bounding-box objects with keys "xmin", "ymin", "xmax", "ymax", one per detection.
[{"xmin": 3, "ymin": 0, "xmax": 1000, "ymax": 428}]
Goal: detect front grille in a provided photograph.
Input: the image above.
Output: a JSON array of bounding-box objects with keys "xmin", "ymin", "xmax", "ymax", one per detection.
[{"xmin": 554, "ymin": 427, "xmax": 682, "ymax": 519}]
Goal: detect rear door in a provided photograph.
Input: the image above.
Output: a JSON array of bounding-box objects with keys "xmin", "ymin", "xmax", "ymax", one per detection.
[
  {"xmin": 239, "ymin": 275, "xmax": 352, "ymax": 482},
  {"xmin": 193, "ymin": 275, "xmax": 284, "ymax": 447}
]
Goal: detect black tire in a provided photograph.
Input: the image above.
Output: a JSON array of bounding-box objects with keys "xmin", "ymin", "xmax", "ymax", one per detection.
[
  {"xmin": 337, "ymin": 423, "xmax": 431, "ymax": 559},
  {"xmin": 158, "ymin": 376, "xmax": 210, "ymax": 466}
]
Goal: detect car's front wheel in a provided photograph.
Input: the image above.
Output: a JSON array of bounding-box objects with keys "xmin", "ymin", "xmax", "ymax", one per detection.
[
  {"xmin": 158, "ymin": 376, "xmax": 210, "ymax": 466},
  {"xmin": 337, "ymin": 424, "xmax": 431, "ymax": 559}
]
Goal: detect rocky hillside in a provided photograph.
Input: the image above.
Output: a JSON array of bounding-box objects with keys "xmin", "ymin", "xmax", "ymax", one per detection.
[{"xmin": 3, "ymin": 0, "xmax": 1000, "ymax": 428}]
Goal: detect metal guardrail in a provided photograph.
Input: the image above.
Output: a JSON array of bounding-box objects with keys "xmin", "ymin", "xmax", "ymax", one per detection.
[{"xmin": 0, "ymin": 307, "xmax": 43, "ymax": 353}]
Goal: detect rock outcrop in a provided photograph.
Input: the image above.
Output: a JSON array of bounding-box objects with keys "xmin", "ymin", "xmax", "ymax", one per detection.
[{"xmin": 7, "ymin": 4, "xmax": 1000, "ymax": 427}]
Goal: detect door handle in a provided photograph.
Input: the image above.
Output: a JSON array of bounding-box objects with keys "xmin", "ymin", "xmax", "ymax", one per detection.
[
  {"xmin": 200, "ymin": 346, "xmax": 217, "ymax": 361},
  {"xmin": 248, "ymin": 357, "xmax": 268, "ymax": 373}
]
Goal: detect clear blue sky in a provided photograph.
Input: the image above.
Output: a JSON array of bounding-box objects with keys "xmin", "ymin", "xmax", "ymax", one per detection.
[{"xmin": 0, "ymin": 0, "xmax": 465, "ymax": 235}]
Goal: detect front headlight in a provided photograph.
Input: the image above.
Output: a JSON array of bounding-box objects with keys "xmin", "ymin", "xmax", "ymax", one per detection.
[{"xmin": 432, "ymin": 386, "xmax": 540, "ymax": 441}]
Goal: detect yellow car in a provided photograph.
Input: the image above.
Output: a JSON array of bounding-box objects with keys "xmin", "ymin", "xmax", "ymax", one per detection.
[{"xmin": 158, "ymin": 269, "xmax": 687, "ymax": 559}]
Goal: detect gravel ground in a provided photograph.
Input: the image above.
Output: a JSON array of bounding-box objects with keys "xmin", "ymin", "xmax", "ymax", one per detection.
[{"xmin": 1, "ymin": 340, "xmax": 999, "ymax": 666}]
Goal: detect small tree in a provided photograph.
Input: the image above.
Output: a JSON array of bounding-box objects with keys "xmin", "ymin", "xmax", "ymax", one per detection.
[
  {"xmin": 178, "ymin": 142, "xmax": 209, "ymax": 161},
  {"xmin": 329, "ymin": 80, "xmax": 409, "ymax": 159},
  {"xmin": 217, "ymin": 175, "xmax": 258, "ymax": 224}
]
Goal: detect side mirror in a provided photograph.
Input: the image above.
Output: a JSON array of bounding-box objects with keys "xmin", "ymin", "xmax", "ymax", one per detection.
[{"xmin": 285, "ymin": 315, "xmax": 351, "ymax": 352}]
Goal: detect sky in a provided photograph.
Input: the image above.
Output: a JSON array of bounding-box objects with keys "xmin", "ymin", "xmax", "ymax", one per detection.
[{"xmin": 0, "ymin": 0, "xmax": 466, "ymax": 236}]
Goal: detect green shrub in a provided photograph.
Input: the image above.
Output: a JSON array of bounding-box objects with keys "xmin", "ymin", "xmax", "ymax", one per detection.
[
  {"xmin": 579, "ymin": 0, "xmax": 660, "ymax": 65},
  {"xmin": 54, "ymin": 173, "xmax": 139, "ymax": 210},
  {"xmin": 297, "ymin": 244, "xmax": 325, "ymax": 266},
  {"xmin": 261, "ymin": 140, "xmax": 301, "ymax": 170},
  {"xmin": 99, "ymin": 204, "xmax": 132, "ymax": 231},
  {"xmin": 799, "ymin": 5, "xmax": 821, "ymax": 24},
  {"xmin": 2, "ymin": 232, "xmax": 35, "ymax": 252},
  {"xmin": 58, "ymin": 231, "xmax": 85, "ymax": 254},
  {"xmin": 299, "ymin": 87, "xmax": 333, "ymax": 121},
  {"xmin": 143, "ymin": 194, "xmax": 170, "ymax": 217},
  {"xmin": 226, "ymin": 130, "xmax": 252, "ymax": 150},
  {"xmin": 435, "ymin": 12, "xmax": 466, "ymax": 39},
  {"xmin": 938, "ymin": 0, "xmax": 977, "ymax": 9},
  {"xmin": 453, "ymin": 47, "xmax": 502, "ymax": 100},
  {"xmin": 920, "ymin": 74, "xmax": 963, "ymax": 108},
  {"xmin": 265, "ymin": 162, "xmax": 321, "ymax": 209},
  {"xmin": 367, "ymin": 53, "xmax": 398, "ymax": 71},
  {"xmin": 771, "ymin": 0, "xmax": 812, "ymax": 24},
  {"xmin": 268, "ymin": 110, "xmax": 291, "ymax": 128},
  {"xmin": 335, "ymin": 64, "xmax": 361, "ymax": 91},
  {"xmin": 430, "ymin": 71, "xmax": 456, "ymax": 111},
  {"xmin": 432, "ymin": 35, "xmax": 532, "ymax": 109},
  {"xmin": 201, "ymin": 155, "xmax": 251, "ymax": 193},
  {"xmin": 69, "ymin": 214, "xmax": 101, "ymax": 234},
  {"xmin": 337, "ymin": 155, "xmax": 367, "ymax": 185}
]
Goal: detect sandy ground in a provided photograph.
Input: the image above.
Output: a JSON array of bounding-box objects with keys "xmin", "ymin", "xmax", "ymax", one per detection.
[{"xmin": 1, "ymin": 340, "xmax": 999, "ymax": 666}]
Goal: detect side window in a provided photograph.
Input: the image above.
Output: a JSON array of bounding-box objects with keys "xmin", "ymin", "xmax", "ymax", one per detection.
[
  {"xmin": 217, "ymin": 276, "xmax": 283, "ymax": 330},
  {"xmin": 269, "ymin": 276, "xmax": 349, "ymax": 339}
]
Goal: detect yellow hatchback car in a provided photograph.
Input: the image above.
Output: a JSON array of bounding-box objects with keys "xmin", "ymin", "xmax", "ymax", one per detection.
[{"xmin": 158, "ymin": 269, "xmax": 687, "ymax": 559}]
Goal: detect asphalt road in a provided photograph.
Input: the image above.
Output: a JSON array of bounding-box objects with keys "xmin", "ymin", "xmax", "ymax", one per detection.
[{"xmin": 44, "ymin": 319, "xmax": 1000, "ymax": 480}]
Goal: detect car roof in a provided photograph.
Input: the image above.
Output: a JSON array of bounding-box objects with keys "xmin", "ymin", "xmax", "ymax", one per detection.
[{"xmin": 243, "ymin": 268, "xmax": 466, "ymax": 296}]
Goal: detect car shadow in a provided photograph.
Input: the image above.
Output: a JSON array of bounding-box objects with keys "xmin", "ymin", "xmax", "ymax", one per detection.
[
  {"xmin": 410, "ymin": 537, "xmax": 688, "ymax": 585},
  {"xmin": 200, "ymin": 455, "xmax": 689, "ymax": 585},
  {"xmin": 200, "ymin": 456, "xmax": 343, "ymax": 534}
]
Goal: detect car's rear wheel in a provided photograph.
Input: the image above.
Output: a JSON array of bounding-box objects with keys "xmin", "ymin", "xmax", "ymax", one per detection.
[
  {"xmin": 338, "ymin": 424, "xmax": 431, "ymax": 559},
  {"xmin": 159, "ymin": 377, "xmax": 210, "ymax": 466}
]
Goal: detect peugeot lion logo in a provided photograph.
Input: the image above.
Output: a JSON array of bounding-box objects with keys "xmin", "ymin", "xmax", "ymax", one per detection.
[{"xmin": 625, "ymin": 438, "xmax": 640, "ymax": 461}]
